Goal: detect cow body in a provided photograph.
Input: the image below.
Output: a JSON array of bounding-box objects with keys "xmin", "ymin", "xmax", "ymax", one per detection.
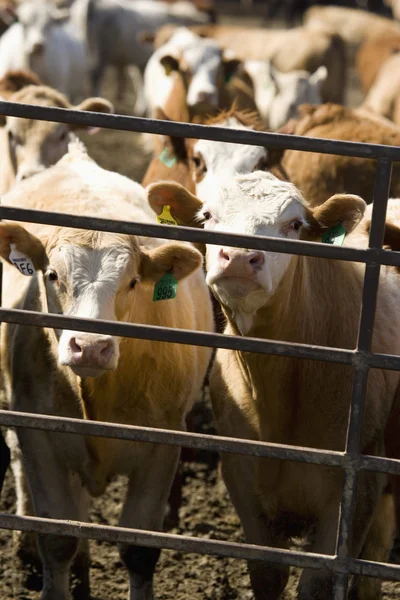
[
  {"xmin": 0, "ymin": 1, "xmax": 88, "ymax": 102},
  {"xmin": 147, "ymin": 174, "xmax": 400, "ymax": 599},
  {"xmin": 359, "ymin": 52, "xmax": 400, "ymax": 126},
  {"xmin": 0, "ymin": 143, "xmax": 213, "ymax": 599},
  {"xmin": 86, "ymin": 0, "xmax": 210, "ymax": 97},
  {"xmin": 356, "ymin": 31, "xmax": 400, "ymax": 93},
  {"xmin": 273, "ymin": 103, "xmax": 400, "ymax": 207}
]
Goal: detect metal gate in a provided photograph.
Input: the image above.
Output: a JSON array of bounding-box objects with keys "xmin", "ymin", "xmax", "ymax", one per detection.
[{"xmin": 1, "ymin": 99, "xmax": 400, "ymax": 600}]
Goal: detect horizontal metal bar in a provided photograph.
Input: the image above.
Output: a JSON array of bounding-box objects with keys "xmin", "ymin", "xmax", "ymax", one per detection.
[
  {"xmin": 1, "ymin": 409, "xmax": 400, "ymax": 476},
  {"xmin": 2, "ymin": 205, "xmax": 400, "ymax": 267},
  {"xmin": 0, "ymin": 513, "xmax": 399, "ymax": 581},
  {"xmin": 1, "ymin": 101, "xmax": 400, "ymax": 159},
  {"xmin": 3, "ymin": 307, "xmax": 400, "ymax": 372},
  {"xmin": 0, "ymin": 307, "xmax": 356, "ymax": 364}
]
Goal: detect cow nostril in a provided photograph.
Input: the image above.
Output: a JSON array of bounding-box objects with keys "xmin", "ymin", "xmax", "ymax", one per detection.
[
  {"xmin": 219, "ymin": 248, "xmax": 230, "ymax": 262},
  {"xmin": 249, "ymin": 252, "xmax": 265, "ymax": 267},
  {"xmin": 70, "ymin": 338, "xmax": 82, "ymax": 354},
  {"xmin": 100, "ymin": 343, "xmax": 113, "ymax": 360}
]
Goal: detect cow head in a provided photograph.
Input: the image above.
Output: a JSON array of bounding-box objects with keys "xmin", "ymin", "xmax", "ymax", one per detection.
[
  {"xmin": 159, "ymin": 29, "xmax": 241, "ymax": 121},
  {"xmin": 0, "ymin": 85, "xmax": 113, "ymax": 185},
  {"xmin": 244, "ymin": 61, "xmax": 327, "ymax": 130},
  {"xmin": 186, "ymin": 115, "xmax": 268, "ymax": 202},
  {"xmin": 0, "ymin": 223, "xmax": 202, "ymax": 378},
  {"xmin": 147, "ymin": 175, "xmax": 365, "ymax": 334},
  {"xmin": 17, "ymin": 0, "xmax": 70, "ymax": 57}
]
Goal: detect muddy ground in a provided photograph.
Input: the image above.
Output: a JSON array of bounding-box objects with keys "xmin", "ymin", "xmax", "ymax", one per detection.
[{"xmin": 1, "ymin": 11, "xmax": 399, "ymax": 600}]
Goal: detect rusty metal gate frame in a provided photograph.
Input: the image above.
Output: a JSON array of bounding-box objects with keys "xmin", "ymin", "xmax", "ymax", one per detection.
[{"xmin": 1, "ymin": 100, "xmax": 400, "ymax": 599}]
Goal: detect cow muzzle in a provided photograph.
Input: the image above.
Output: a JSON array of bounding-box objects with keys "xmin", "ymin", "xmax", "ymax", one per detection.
[
  {"xmin": 60, "ymin": 333, "xmax": 119, "ymax": 377},
  {"xmin": 208, "ymin": 248, "xmax": 265, "ymax": 298}
]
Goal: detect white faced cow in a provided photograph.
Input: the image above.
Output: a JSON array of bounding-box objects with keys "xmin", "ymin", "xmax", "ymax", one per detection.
[
  {"xmin": 0, "ymin": 0, "xmax": 89, "ymax": 102},
  {"xmin": 144, "ymin": 27, "xmax": 240, "ymax": 120},
  {"xmin": 147, "ymin": 172, "xmax": 400, "ymax": 600},
  {"xmin": 244, "ymin": 61, "xmax": 327, "ymax": 129},
  {"xmin": 0, "ymin": 142, "xmax": 213, "ymax": 600}
]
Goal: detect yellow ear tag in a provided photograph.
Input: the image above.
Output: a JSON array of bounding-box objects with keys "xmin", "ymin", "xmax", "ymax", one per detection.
[
  {"xmin": 164, "ymin": 64, "xmax": 173, "ymax": 76},
  {"xmin": 157, "ymin": 205, "xmax": 178, "ymax": 226},
  {"xmin": 9, "ymin": 243, "xmax": 35, "ymax": 276}
]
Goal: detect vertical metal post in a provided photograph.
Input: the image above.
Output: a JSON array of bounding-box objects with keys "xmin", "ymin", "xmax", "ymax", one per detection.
[{"xmin": 334, "ymin": 158, "xmax": 393, "ymax": 599}]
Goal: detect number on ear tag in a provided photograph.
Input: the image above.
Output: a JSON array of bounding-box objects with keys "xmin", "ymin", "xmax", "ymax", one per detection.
[
  {"xmin": 159, "ymin": 148, "xmax": 177, "ymax": 168},
  {"xmin": 157, "ymin": 204, "xmax": 178, "ymax": 226},
  {"xmin": 153, "ymin": 272, "xmax": 178, "ymax": 301},
  {"xmin": 9, "ymin": 243, "xmax": 35, "ymax": 276},
  {"xmin": 322, "ymin": 222, "xmax": 346, "ymax": 246}
]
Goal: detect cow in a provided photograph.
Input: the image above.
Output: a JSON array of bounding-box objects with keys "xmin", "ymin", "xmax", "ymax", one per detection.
[
  {"xmin": 0, "ymin": 76, "xmax": 113, "ymax": 194},
  {"xmin": 243, "ymin": 61, "xmax": 327, "ymax": 130},
  {"xmin": 85, "ymin": 0, "xmax": 211, "ymax": 99},
  {"xmin": 0, "ymin": 139, "xmax": 214, "ymax": 600},
  {"xmin": 147, "ymin": 172, "xmax": 400, "ymax": 599},
  {"xmin": 269, "ymin": 103, "xmax": 400, "ymax": 207},
  {"xmin": 303, "ymin": 4, "xmax": 400, "ymax": 50},
  {"xmin": 161, "ymin": 24, "xmax": 347, "ymax": 104},
  {"xmin": 142, "ymin": 109, "xmax": 270, "ymax": 197},
  {"xmin": 356, "ymin": 32, "xmax": 400, "ymax": 93},
  {"xmin": 0, "ymin": 0, "xmax": 89, "ymax": 103},
  {"xmin": 143, "ymin": 27, "xmax": 242, "ymax": 122},
  {"xmin": 359, "ymin": 52, "xmax": 400, "ymax": 126}
]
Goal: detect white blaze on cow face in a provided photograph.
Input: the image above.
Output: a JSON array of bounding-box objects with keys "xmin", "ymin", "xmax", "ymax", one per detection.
[
  {"xmin": 50, "ymin": 242, "xmax": 137, "ymax": 378},
  {"xmin": 184, "ymin": 40, "xmax": 222, "ymax": 108},
  {"xmin": 190, "ymin": 117, "xmax": 268, "ymax": 203},
  {"xmin": 200, "ymin": 171, "xmax": 307, "ymax": 334}
]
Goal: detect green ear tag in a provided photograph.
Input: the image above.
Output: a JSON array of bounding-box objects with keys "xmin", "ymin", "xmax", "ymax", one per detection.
[
  {"xmin": 157, "ymin": 204, "xmax": 178, "ymax": 226},
  {"xmin": 153, "ymin": 272, "xmax": 178, "ymax": 302},
  {"xmin": 159, "ymin": 147, "xmax": 177, "ymax": 168},
  {"xmin": 322, "ymin": 222, "xmax": 346, "ymax": 246}
]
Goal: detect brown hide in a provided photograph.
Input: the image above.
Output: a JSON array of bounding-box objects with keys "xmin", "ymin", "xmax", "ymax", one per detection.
[
  {"xmin": 356, "ymin": 33, "xmax": 400, "ymax": 93},
  {"xmin": 274, "ymin": 103, "xmax": 400, "ymax": 207}
]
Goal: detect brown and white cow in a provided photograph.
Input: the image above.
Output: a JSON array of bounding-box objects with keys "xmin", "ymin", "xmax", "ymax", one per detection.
[
  {"xmin": 0, "ymin": 75, "xmax": 113, "ymax": 194},
  {"xmin": 147, "ymin": 173, "xmax": 400, "ymax": 599},
  {"xmin": 0, "ymin": 141, "xmax": 213, "ymax": 600}
]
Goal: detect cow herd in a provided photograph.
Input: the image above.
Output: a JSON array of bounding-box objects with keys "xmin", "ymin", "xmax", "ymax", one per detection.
[{"xmin": 3, "ymin": 2, "xmax": 400, "ymax": 600}]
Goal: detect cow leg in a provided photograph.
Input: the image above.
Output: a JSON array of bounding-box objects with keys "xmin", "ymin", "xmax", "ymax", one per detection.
[
  {"xmin": 349, "ymin": 490, "xmax": 394, "ymax": 600},
  {"xmin": 297, "ymin": 497, "xmax": 340, "ymax": 600},
  {"xmin": 16, "ymin": 429, "xmax": 88, "ymax": 600},
  {"xmin": 220, "ymin": 454, "xmax": 289, "ymax": 600},
  {"xmin": 90, "ymin": 65, "xmax": 104, "ymax": 98},
  {"xmin": 126, "ymin": 66, "xmax": 147, "ymax": 117},
  {"xmin": 118, "ymin": 444, "xmax": 180, "ymax": 600}
]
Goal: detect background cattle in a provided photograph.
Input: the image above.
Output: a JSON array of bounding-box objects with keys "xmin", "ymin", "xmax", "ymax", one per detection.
[
  {"xmin": 0, "ymin": 72, "xmax": 113, "ymax": 194},
  {"xmin": 356, "ymin": 31, "xmax": 400, "ymax": 92},
  {"xmin": 0, "ymin": 0, "xmax": 89, "ymax": 102}
]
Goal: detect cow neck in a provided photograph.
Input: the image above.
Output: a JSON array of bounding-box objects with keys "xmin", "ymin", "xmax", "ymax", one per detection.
[{"xmin": 227, "ymin": 253, "xmax": 363, "ymax": 393}]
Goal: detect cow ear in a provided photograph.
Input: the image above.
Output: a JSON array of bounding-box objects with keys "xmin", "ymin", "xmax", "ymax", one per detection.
[
  {"xmin": 160, "ymin": 55, "xmax": 180, "ymax": 76},
  {"xmin": 140, "ymin": 242, "xmax": 202, "ymax": 282},
  {"xmin": 307, "ymin": 194, "xmax": 366, "ymax": 238},
  {"xmin": 0, "ymin": 222, "xmax": 47, "ymax": 271},
  {"xmin": 147, "ymin": 181, "xmax": 203, "ymax": 227},
  {"xmin": 309, "ymin": 65, "xmax": 328, "ymax": 86},
  {"xmin": 71, "ymin": 97, "xmax": 114, "ymax": 133}
]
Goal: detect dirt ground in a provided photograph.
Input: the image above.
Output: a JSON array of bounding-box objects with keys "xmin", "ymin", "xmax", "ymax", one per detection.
[{"xmin": 1, "ymin": 11, "xmax": 400, "ymax": 600}]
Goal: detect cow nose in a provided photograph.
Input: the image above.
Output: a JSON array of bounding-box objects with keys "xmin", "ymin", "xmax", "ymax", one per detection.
[
  {"xmin": 219, "ymin": 248, "xmax": 265, "ymax": 268},
  {"xmin": 69, "ymin": 334, "xmax": 115, "ymax": 367},
  {"xmin": 198, "ymin": 91, "xmax": 215, "ymax": 103},
  {"xmin": 30, "ymin": 41, "xmax": 44, "ymax": 55}
]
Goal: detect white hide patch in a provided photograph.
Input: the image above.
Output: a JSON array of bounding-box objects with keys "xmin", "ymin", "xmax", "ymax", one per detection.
[
  {"xmin": 193, "ymin": 117, "xmax": 267, "ymax": 203},
  {"xmin": 56, "ymin": 245, "xmax": 131, "ymax": 368},
  {"xmin": 200, "ymin": 171, "xmax": 307, "ymax": 334}
]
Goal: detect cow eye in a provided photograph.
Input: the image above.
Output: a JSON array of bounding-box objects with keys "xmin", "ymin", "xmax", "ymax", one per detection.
[
  {"xmin": 290, "ymin": 220, "xmax": 302, "ymax": 232},
  {"xmin": 47, "ymin": 269, "xmax": 58, "ymax": 282},
  {"xmin": 58, "ymin": 129, "xmax": 69, "ymax": 142},
  {"xmin": 203, "ymin": 211, "xmax": 212, "ymax": 221},
  {"xmin": 192, "ymin": 156, "xmax": 201, "ymax": 167},
  {"xmin": 129, "ymin": 279, "xmax": 137, "ymax": 290}
]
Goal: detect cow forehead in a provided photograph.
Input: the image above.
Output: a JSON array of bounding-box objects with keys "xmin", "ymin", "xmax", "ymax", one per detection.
[
  {"xmin": 194, "ymin": 117, "xmax": 266, "ymax": 168},
  {"xmin": 206, "ymin": 172, "xmax": 305, "ymax": 226},
  {"xmin": 183, "ymin": 41, "xmax": 222, "ymax": 72}
]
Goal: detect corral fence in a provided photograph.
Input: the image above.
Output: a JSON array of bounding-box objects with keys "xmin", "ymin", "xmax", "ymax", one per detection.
[{"xmin": 1, "ymin": 100, "xmax": 400, "ymax": 600}]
